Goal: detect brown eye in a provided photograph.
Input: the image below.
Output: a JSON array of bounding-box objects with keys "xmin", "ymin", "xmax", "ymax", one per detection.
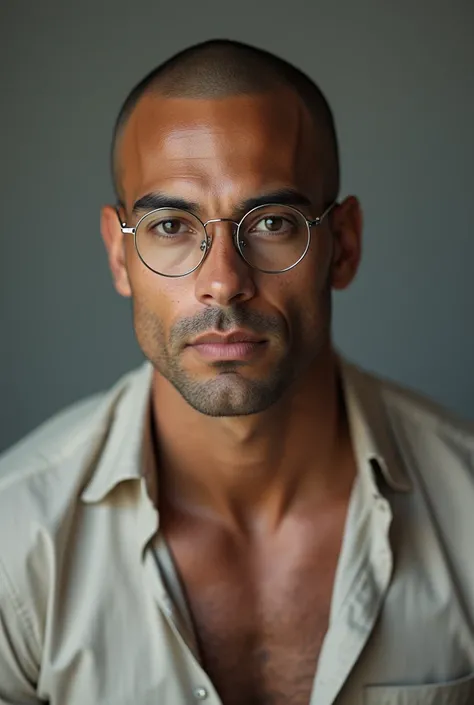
[
  {"xmin": 146, "ymin": 217, "xmax": 192, "ymax": 238},
  {"xmin": 251, "ymin": 215, "xmax": 294, "ymax": 235},
  {"xmin": 264, "ymin": 217, "xmax": 283, "ymax": 231},
  {"xmin": 161, "ymin": 219, "xmax": 182, "ymax": 235}
]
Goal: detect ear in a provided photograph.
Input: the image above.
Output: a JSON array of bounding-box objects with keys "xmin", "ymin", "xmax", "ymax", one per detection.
[
  {"xmin": 100, "ymin": 205, "xmax": 132, "ymax": 298},
  {"xmin": 329, "ymin": 196, "xmax": 363, "ymax": 290}
]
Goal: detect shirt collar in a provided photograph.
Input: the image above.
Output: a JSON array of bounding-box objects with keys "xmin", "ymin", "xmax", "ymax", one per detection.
[
  {"xmin": 339, "ymin": 357, "xmax": 412, "ymax": 493},
  {"xmin": 80, "ymin": 362, "xmax": 154, "ymax": 503},
  {"xmin": 81, "ymin": 356, "xmax": 412, "ymax": 504}
]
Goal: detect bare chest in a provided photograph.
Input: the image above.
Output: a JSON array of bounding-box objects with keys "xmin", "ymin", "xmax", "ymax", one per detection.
[
  {"xmin": 190, "ymin": 575, "xmax": 332, "ymax": 705},
  {"xmin": 165, "ymin": 515, "xmax": 344, "ymax": 705}
]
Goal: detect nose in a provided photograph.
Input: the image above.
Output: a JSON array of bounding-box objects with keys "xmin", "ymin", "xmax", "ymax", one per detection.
[{"xmin": 194, "ymin": 220, "xmax": 256, "ymax": 307}]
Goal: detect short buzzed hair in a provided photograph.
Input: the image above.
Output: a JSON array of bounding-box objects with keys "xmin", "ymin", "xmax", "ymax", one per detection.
[{"xmin": 111, "ymin": 39, "xmax": 340, "ymax": 205}]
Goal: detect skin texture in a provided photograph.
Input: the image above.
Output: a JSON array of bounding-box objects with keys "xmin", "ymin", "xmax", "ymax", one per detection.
[{"xmin": 101, "ymin": 85, "xmax": 363, "ymax": 704}]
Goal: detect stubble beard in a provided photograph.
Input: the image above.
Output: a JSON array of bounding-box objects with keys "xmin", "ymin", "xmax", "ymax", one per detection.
[
  {"xmin": 135, "ymin": 301, "xmax": 331, "ymax": 418},
  {"xmin": 161, "ymin": 353, "xmax": 295, "ymax": 417}
]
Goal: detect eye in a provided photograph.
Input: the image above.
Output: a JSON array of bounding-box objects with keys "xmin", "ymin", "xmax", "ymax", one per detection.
[
  {"xmin": 251, "ymin": 215, "xmax": 295, "ymax": 235},
  {"xmin": 143, "ymin": 216, "xmax": 198, "ymax": 239},
  {"xmin": 154, "ymin": 218, "xmax": 190, "ymax": 236}
]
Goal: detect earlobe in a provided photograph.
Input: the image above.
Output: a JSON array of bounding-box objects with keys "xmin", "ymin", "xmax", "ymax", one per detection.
[{"xmin": 100, "ymin": 205, "xmax": 132, "ymax": 298}]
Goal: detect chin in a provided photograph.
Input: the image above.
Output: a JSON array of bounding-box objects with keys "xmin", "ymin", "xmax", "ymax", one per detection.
[{"xmin": 173, "ymin": 371, "xmax": 287, "ymax": 417}]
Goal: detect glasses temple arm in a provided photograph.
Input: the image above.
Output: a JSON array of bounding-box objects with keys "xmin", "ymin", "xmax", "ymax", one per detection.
[
  {"xmin": 115, "ymin": 206, "xmax": 135, "ymax": 234},
  {"xmin": 308, "ymin": 200, "xmax": 337, "ymax": 228}
]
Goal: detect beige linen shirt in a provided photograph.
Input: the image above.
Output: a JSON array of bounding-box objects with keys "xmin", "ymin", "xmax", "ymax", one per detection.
[{"xmin": 1, "ymin": 360, "xmax": 474, "ymax": 705}]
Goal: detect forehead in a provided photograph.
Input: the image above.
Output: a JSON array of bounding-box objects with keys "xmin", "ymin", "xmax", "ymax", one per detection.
[{"xmin": 117, "ymin": 88, "xmax": 322, "ymax": 209}]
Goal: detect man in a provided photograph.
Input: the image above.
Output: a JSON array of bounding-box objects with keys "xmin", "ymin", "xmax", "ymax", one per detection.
[{"xmin": 0, "ymin": 38, "xmax": 473, "ymax": 705}]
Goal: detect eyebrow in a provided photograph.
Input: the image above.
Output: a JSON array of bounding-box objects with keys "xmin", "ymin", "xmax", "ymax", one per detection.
[
  {"xmin": 132, "ymin": 188, "xmax": 314, "ymax": 219},
  {"xmin": 235, "ymin": 189, "xmax": 313, "ymax": 218},
  {"xmin": 132, "ymin": 193, "xmax": 200, "ymax": 214}
]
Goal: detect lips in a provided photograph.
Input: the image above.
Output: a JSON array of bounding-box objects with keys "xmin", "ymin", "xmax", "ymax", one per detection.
[
  {"xmin": 188, "ymin": 330, "xmax": 265, "ymax": 346},
  {"xmin": 186, "ymin": 330, "xmax": 267, "ymax": 360}
]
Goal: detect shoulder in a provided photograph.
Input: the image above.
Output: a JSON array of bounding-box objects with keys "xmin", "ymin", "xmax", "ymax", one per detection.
[
  {"xmin": 0, "ymin": 363, "xmax": 147, "ymax": 567},
  {"xmin": 0, "ymin": 363, "xmax": 152, "ymax": 667},
  {"xmin": 377, "ymin": 369, "xmax": 473, "ymax": 461},
  {"xmin": 0, "ymin": 394, "xmax": 103, "ymax": 488},
  {"xmin": 0, "ymin": 370, "xmax": 129, "ymax": 498},
  {"xmin": 345, "ymin": 359, "xmax": 474, "ymax": 488}
]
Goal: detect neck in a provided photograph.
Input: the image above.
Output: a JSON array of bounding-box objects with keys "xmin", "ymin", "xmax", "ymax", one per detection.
[{"xmin": 151, "ymin": 348, "xmax": 355, "ymax": 533}]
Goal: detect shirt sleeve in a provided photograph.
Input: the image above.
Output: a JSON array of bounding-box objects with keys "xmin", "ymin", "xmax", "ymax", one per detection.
[{"xmin": 0, "ymin": 558, "xmax": 43, "ymax": 704}]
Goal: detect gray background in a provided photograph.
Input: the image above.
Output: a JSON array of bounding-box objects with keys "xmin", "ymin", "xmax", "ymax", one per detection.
[{"xmin": 1, "ymin": 0, "xmax": 473, "ymax": 453}]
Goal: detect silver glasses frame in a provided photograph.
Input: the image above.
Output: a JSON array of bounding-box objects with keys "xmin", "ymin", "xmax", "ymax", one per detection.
[{"xmin": 117, "ymin": 201, "xmax": 335, "ymax": 278}]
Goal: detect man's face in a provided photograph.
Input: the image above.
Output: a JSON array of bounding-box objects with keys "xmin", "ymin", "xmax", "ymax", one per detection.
[{"xmin": 103, "ymin": 88, "xmax": 360, "ymax": 416}]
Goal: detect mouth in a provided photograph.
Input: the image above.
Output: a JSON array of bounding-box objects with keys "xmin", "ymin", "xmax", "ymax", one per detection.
[{"xmin": 186, "ymin": 330, "xmax": 267, "ymax": 361}]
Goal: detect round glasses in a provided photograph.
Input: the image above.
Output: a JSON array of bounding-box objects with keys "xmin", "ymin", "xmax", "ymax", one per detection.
[{"xmin": 119, "ymin": 202, "xmax": 334, "ymax": 277}]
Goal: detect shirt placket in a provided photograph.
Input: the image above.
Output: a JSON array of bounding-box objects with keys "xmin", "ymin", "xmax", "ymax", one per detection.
[
  {"xmin": 310, "ymin": 470, "xmax": 394, "ymax": 705},
  {"xmin": 142, "ymin": 549, "xmax": 223, "ymax": 704},
  {"xmin": 137, "ymin": 482, "xmax": 223, "ymax": 705}
]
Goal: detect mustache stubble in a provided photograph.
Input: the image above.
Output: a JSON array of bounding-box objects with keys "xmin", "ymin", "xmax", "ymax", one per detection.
[{"xmin": 168, "ymin": 306, "xmax": 287, "ymax": 352}]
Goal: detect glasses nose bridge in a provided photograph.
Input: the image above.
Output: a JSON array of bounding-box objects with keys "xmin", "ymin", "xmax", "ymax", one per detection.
[
  {"xmin": 202, "ymin": 217, "xmax": 241, "ymax": 260},
  {"xmin": 203, "ymin": 216, "xmax": 239, "ymax": 236}
]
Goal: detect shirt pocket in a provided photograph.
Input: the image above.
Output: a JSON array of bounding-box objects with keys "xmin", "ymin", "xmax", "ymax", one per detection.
[{"xmin": 363, "ymin": 673, "xmax": 474, "ymax": 705}]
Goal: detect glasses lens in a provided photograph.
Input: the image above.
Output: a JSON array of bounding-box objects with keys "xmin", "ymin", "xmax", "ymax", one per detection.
[
  {"xmin": 135, "ymin": 209, "xmax": 206, "ymax": 276},
  {"xmin": 238, "ymin": 205, "xmax": 310, "ymax": 272}
]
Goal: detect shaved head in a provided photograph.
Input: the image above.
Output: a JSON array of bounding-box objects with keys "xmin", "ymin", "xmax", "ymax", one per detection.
[{"xmin": 111, "ymin": 39, "xmax": 340, "ymax": 204}]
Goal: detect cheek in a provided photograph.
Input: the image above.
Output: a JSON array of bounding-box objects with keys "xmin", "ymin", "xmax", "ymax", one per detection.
[
  {"xmin": 128, "ymin": 263, "xmax": 192, "ymax": 349},
  {"xmin": 268, "ymin": 254, "xmax": 331, "ymax": 345},
  {"xmin": 126, "ymin": 244, "xmax": 171, "ymax": 318},
  {"xmin": 267, "ymin": 245, "xmax": 331, "ymax": 311},
  {"xmin": 127, "ymin": 266, "xmax": 170, "ymax": 347}
]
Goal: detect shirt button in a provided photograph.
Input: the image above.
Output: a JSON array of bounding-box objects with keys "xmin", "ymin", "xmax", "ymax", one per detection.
[{"xmin": 193, "ymin": 686, "xmax": 208, "ymax": 700}]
